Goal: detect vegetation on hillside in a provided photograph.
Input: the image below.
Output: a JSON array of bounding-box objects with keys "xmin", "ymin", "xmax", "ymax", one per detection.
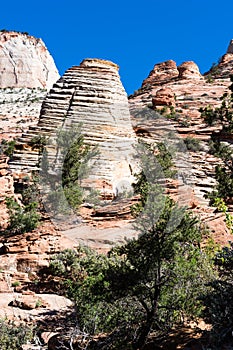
[
  {"xmin": 43, "ymin": 143, "xmax": 219, "ymax": 349},
  {"xmin": 41, "ymin": 124, "xmax": 99, "ymax": 214},
  {"xmin": 200, "ymin": 75, "xmax": 233, "ymax": 232}
]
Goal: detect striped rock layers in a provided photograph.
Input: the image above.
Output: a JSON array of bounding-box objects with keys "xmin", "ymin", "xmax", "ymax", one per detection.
[{"xmin": 11, "ymin": 59, "xmax": 137, "ymax": 197}]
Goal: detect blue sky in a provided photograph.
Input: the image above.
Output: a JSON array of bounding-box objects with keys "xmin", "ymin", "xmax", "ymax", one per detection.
[{"xmin": 1, "ymin": 0, "xmax": 233, "ymax": 94}]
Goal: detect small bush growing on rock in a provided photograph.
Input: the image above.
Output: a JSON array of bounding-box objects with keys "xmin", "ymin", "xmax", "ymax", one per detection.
[
  {"xmin": 0, "ymin": 320, "xmax": 34, "ymax": 350},
  {"xmin": 2, "ymin": 197, "xmax": 40, "ymax": 235},
  {"xmin": 183, "ymin": 136, "xmax": 203, "ymax": 151},
  {"xmin": 201, "ymin": 75, "xmax": 233, "ymax": 205},
  {"xmin": 0, "ymin": 139, "xmax": 16, "ymax": 158}
]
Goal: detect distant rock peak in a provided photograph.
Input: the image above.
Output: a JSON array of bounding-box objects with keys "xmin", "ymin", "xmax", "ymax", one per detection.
[
  {"xmin": 177, "ymin": 61, "xmax": 202, "ymax": 80},
  {"xmin": 0, "ymin": 30, "xmax": 59, "ymax": 89},
  {"xmin": 227, "ymin": 39, "xmax": 233, "ymax": 54}
]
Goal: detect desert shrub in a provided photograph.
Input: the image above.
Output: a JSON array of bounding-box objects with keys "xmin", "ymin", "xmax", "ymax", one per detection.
[
  {"xmin": 0, "ymin": 139, "xmax": 16, "ymax": 158},
  {"xmin": 0, "ymin": 320, "xmax": 34, "ymax": 350},
  {"xmin": 2, "ymin": 197, "xmax": 40, "ymax": 235},
  {"xmin": 47, "ymin": 194, "xmax": 213, "ymax": 349},
  {"xmin": 41, "ymin": 124, "xmax": 99, "ymax": 213},
  {"xmin": 202, "ymin": 242, "xmax": 233, "ymax": 347},
  {"xmin": 183, "ymin": 136, "xmax": 203, "ymax": 151}
]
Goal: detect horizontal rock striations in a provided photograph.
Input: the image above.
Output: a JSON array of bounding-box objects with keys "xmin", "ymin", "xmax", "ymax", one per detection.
[
  {"xmin": 129, "ymin": 40, "xmax": 233, "ymax": 240},
  {"xmin": 10, "ymin": 58, "xmax": 137, "ymax": 197},
  {"xmin": 0, "ymin": 31, "xmax": 59, "ymax": 89}
]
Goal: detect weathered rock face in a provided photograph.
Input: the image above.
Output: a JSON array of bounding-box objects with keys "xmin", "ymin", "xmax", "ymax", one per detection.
[
  {"xmin": 10, "ymin": 58, "xmax": 137, "ymax": 197},
  {"xmin": 152, "ymin": 87, "xmax": 176, "ymax": 107},
  {"xmin": 178, "ymin": 61, "xmax": 202, "ymax": 80},
  {"xmin": 142, "ymin": 60, "xmax": 179, "ymax": 88},
  {"xmin": 0, "ymin": 31, "xmax": 59, "ymax": 89},
  {"xmin": 227, "ymin": 39, "xmax": 233, "ymax": 54},
  {"xmin": 129, "ymin": 40, "xmax": 233, "ymax": 240}
]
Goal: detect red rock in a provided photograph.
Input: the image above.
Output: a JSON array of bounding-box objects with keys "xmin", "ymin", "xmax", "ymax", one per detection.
[
  {"xmin": 178, "ymin": 61, "xmax": 202, "ymax": 80},
  {"xmin": 142, "ymin": 60, "xmax": 179, "ymax": 87},
  {"xmin": 152, "ymin": 87, "xmax": 176, "ymax": 107}
]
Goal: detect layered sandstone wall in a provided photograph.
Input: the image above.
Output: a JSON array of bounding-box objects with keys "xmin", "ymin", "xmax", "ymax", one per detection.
[{"xmin": 10, "ymin": 58, "xmax": 138, "ymax": 197}]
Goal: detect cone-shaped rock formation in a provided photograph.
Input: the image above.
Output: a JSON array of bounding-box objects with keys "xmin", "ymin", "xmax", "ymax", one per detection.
[{"xmin": 10, "ymin": 58, "xmax": 137, "ymax": 197}]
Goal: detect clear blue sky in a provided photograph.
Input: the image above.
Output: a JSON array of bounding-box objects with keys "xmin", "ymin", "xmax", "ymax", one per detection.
[{"xmin": 1, "ymin": 0, "xmax": 233, "ymax": 94}]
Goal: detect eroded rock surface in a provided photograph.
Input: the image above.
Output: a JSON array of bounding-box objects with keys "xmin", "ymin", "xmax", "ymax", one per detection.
[
  {"xmin": 0, "ymin": 31, "xmax": 59, "ymax": 89},
  {"xmin": 10, "ymin": 58, "xmax": 138, "ymax": 197},
  {"xmin": 129, "ymin": 40, "xmax": 233, "ymax": 239}
]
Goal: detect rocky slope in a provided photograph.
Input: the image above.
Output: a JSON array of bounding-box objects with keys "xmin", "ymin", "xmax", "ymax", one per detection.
[
  {"xmin": 0, "ymin": 30, "xmax": 59, "ymax": 89},
  {"xmin": 128, "ymin": 40, "xmax": 233, "ymax": 241},
  {"xmin": 1, "ymin": 39, "xmax": 233, "ymax": 340}
]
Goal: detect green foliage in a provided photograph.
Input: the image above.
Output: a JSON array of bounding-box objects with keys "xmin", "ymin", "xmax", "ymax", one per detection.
[
  {"xmin": 2, "ymin": 197, "xmax": 40, "ymax": 235},
  {"xmin": 0, "ymin": 320, "xmax": 34, "ymax": 350},
  {"xmin": 43, "ymin": 124, "xmax": 99, "ymax": 213},
  {"xmin": 0, "ymin": 139, "xmax": 16, "ymax": 158},
  {"xmin": 48, "ymin": 195, "xmax": 213, "ymax": 349},
  {"xmin": 200, "ymin": 75, "xmax": 233, "ymax": 129},
  {"xmin": 201, "ymin": 76, "xmax": 233, "ymax": 205},
  {"xmin": 202, "ymin": 242, "xmax": 233, "ymax": 347},
  {"xmin": 208, "ymin": 190, "xmax": 233, "ymax": 234},
  {"xmin": 20, "ymin": 176, "xmax": 41, "ymax": 206},
  {"xmin": 57, "ymin": 126, "xmax": 98, "ymax": 186},
  {"xmin": 11, "ymin": 281, "xmax": 20, "ymax": 287},
  {"xmin": 45, "ymin": 137, "xmax": 215, "ymax": 348},
  {"xmin": 205, "ymin": 62, "xmax": 221, "ymax": 83},
  {"xmin": 132, "ymin": 140, "xmax": 177, "ymax": 215},
  {"xmin": 29, "ymin": 135, "xmax": 47, "ymax": 157},
  {"xmin": 183, "ymin": 136, "xmax": 202, "ymax": 151}
]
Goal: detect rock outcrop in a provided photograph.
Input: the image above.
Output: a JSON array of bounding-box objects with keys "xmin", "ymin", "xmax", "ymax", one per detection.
[
  {"xmin": 227, "ymin": 39, "xmax": 233, "ymax": 54},
  {"xmin": 0, "ymin": 31, "xmax": 59, "ymax": 89},
  {"xmin": 129, "ymin": 40, "xmax": 233, "ymax": 240},
  {"xmin": 178, "ymin": 61, "xmax": 203, "ymax": 80},
  {"xmin": 142, "ymin": 60, "xmax": 179, "ymax": 88},
  {"xmin": 10, "ymin": 58, "xmax": 138, "ymax": 198}
]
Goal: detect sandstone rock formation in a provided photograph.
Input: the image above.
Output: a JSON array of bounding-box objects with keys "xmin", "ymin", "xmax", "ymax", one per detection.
[
  {"xmin": 227, "ymin": 39, "xmax": 233, "ymax": 54},
  {"xmin": 0, "ymin": 87, "xmax": 47, "ymax": 140},
  {"xmin": 129, "ymin": 40, "xmax": 233, "ymax": 240},
  {"xmin": 0, "ymin": 31, "xmax": 59, "ymax": 89},
  {"xmin": 152, "ymin": 87, "xmax": 176, "ymax": 107},
  {"xmin": 10, "ymin": 58, "xmax": 138, "ymax": 198},
  {"xmin": 142, "ymin": 60, "xmax": 179, "ymax": 88},
  {"xmin": 178, "ymin": 61, "xmax": 203, "ymax": 80}
]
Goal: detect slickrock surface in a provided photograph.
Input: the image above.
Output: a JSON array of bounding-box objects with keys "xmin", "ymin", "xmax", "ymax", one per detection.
[
  {"xmin": 0, "ymin": 292, "xmax": 73, "ymax": 323},
  {"xmin": 129, "ymin": 40, "xmax": 233, "ymax": 238},
  {"xmin": 0, "ymin": 87, "xmax": 47, "ymax": 140},
  {"xmin": 0, "ymin": 31, "xmax": 59, "ymax": 89},
  {"xmin": 10, "ymin": 58, "xmax": 138, "ymax": 197},
  {"xmin": 0, "ymin": 221, "xmax": 77, "ymax": 276}
]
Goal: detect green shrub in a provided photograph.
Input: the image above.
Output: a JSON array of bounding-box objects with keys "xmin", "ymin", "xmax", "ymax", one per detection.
[
  {"xmin": 183, "ymin": 136, "xmax": 202, "ymax": 151},
  {"xmin": 11, "ymin": 281, "xmax": 20, "ymax": 287},
  {"xmin": 3, "ymin": 197, "xmax": 40, "ymax": 235},
  {"xmin": 0, "ymin": 139, "xmax": 16, "ymax": 158},
  {"xmin": 0, "ymin": 320, "xmax": 34, "ymax": 350}
]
